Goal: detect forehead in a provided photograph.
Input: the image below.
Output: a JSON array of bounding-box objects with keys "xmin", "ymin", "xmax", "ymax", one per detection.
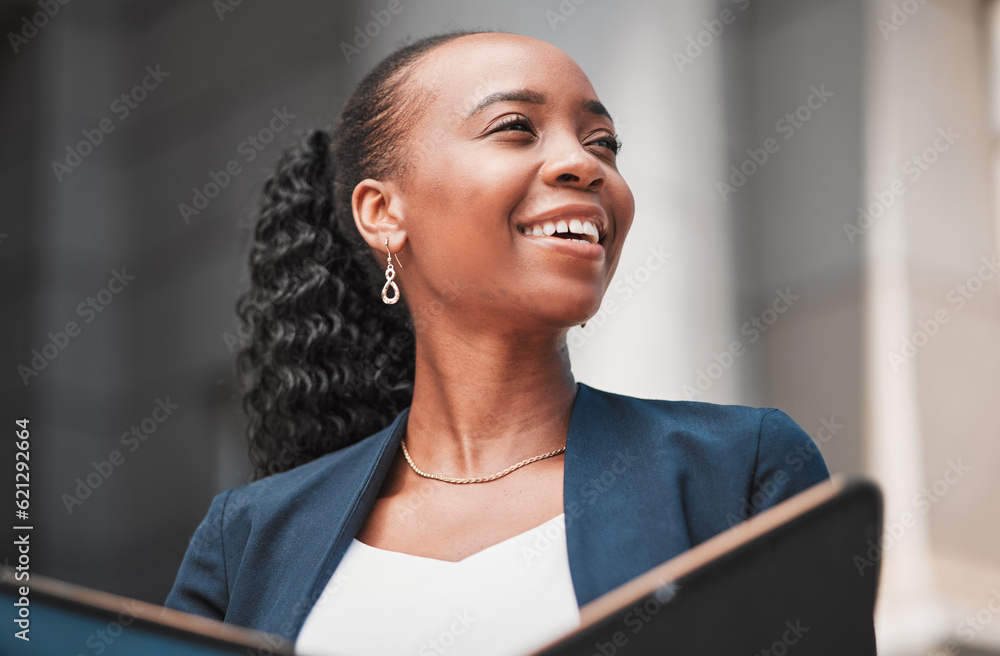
[{"xmin": 409, "ymin": 34, "xmax": 600, "ymax": 118}]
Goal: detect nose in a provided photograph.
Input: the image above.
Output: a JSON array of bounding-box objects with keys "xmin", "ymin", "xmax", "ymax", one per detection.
[{"xmin": 539, "ymin": 134, "xmax": 605, "ymax": 191}]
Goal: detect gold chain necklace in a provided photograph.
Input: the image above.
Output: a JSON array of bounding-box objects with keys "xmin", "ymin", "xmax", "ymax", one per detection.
[{"xmin": 399, "ymin": 440, "xmax": 566, "ymax": 484}]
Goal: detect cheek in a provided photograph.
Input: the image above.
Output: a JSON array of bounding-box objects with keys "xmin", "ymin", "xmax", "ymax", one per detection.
[
  {"xmin": 611, "ymin": 176, "xmax": 636, "ymax": 241},
  {"xmin": 411, "ymin": 152, "xmax": 528, "ymax": 233},
  {"xmin": 426, "ymin": 150, "xmax": 525, "ymax": 206},
  {"xmin": 404, "ymin": 169, "xmax": 522, "ymax": 281},
  {"xmin": 455, "ymin": 153, "xmax": 529, "ymax": 202},
  {"xmin": 617, "ymin": 173, "xmax": 636, "ymax": 216}
]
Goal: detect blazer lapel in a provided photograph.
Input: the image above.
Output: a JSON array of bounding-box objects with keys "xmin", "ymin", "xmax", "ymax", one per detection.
[
  {"xmin": 564, "ymin": 383, "xmax": 680, "ymax": 607},
  {"xmin": 281, "ymin": 406, "xmax": 410, "ymax": 636}
]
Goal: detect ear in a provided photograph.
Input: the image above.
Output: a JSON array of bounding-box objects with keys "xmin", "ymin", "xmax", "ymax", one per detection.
[{"xmin": 352, "ymin": 178, "xmax": 406, "ymax": 256}]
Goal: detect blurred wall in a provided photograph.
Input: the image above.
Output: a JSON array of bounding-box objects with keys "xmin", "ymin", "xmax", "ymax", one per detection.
[
  {"xmin": 1, "ymin": 2, "xmax": 998, "ymax": 655},
  {"xmin": 0, "ymin": 0, "xmax": 360, "ymax": 601}
]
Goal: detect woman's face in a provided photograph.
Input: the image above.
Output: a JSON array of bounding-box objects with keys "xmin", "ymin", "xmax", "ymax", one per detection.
[{"xmin": 386, "ymin": 33, "xmax": 635, "ymax": 335}]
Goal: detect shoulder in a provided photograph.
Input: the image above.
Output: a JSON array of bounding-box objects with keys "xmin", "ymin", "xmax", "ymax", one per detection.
[
  {"xmin": 577, "ymin": 384, "xmax": 829, "ymax": 536},
  {"xmin": 165, "ymin": 424, "xmax": 399, "ymax": 623},
  {"xmin": 577, "ymin": 383, "xmax": 828, "ymax": 494},
  {"xmin": 214, "ymin": 428, "xmax": 390, "ymax": 526},
  {"xmin": 579, "ymin": 382, "xmax": 793, "ymax": 448},
  {"xmin": 174, "ymin": 431, "xmax": 381, "ymax": 563}
]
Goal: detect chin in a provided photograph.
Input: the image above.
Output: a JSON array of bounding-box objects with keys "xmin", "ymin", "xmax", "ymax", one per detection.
[{"xmin": 538, "ymin": 294, "xmax": 606, "ymax": 329}]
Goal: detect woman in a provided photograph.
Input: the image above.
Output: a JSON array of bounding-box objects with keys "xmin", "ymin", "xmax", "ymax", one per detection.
[{"xmin": 165, "ymin": 30, "xmax": 829, "ymax": 656}]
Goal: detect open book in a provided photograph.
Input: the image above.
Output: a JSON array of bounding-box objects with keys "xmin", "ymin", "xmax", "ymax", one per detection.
[
  {"xmin": 1, "ymin": 475, "xmax": 880, "ymax": 655},
  {"xmin": 532, "ymin": 474, "xmax": 882, "ymax": 655}
]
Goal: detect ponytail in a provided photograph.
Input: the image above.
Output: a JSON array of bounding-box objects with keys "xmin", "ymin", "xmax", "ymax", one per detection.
[
  {"xmin": 235, "ymin": 128, "xmax": 414, "ymax": 480},
  {"xmin": 235, "ymin": 30, "xmax": 488, "ymax": 480}
]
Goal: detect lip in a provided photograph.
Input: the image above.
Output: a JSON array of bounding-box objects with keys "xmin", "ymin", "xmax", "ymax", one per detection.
[
  {"xmin": 517, "ymin": 204, "xmax": 609, "ymax": 241},
  {"xmin": 516, "ymin": 204, "xmax": 608, "ymax": 262},
  {"xmin": 521, "ymin": 232, "xmax": 606, "ymax": 262}
]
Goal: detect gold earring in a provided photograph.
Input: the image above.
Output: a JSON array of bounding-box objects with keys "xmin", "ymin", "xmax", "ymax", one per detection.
[{"xmin": 381, "ymin": 238, "xmax": 401, "ymax": 305}]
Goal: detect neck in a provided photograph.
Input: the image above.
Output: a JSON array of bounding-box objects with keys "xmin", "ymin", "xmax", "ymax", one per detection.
[{"xmin": 404, "ymin": 323, "xmax": 578, "ymax": 479}]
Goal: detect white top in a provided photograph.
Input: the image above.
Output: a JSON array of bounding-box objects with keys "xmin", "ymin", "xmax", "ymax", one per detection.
[{"xmin": 295, "ymin": 513, "xmax": 581, "ymax": 656}]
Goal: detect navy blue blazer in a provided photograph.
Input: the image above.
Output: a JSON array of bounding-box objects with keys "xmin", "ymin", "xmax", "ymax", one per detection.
[{"xmin": 164, "ymin": 382, "xmax": 829, "ymax": 643}]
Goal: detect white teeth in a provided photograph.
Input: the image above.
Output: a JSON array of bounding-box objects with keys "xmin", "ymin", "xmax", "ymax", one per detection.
[{"xmin": 519, "ymin": 217, "xmax": 603, "ymax": 243}]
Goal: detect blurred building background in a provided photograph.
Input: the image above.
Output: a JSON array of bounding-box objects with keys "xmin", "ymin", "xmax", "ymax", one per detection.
[{"xmin": 1, "ymin": 1, "xmax": 998, "ymax": 654}]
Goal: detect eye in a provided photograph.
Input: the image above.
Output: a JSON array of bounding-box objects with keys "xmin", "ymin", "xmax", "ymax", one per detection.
[
  {"xmin": 589, "ymin": 132, "xmax": 622, "ymax": 156},
  {"xmin": 490, "ymin": 114, "xmax": 535, "ymax": 134}
]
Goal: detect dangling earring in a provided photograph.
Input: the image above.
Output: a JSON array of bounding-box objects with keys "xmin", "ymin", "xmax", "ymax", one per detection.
[
  {"xmin": 580, "ymin": 321, "xmax": 587, "ymax": 328},
  {"xmin": 381, "ymin": 238, "xmax": 401, "ymax": 305}
]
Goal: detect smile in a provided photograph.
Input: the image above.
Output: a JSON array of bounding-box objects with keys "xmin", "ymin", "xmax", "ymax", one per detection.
[{"xmin": 516, "ymin": 218, "xmax": 601, "ymax": 244}]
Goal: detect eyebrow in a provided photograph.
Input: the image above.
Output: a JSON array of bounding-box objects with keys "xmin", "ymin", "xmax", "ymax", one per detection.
[{"xmin": 466, "ymin": 89, "xmax": 613, "ymax": 122}]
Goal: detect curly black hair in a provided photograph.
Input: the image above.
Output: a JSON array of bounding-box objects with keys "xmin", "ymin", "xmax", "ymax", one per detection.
[{"xmin": 236, "ymin": 30, "xmax": 489, "ymax": 480}]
